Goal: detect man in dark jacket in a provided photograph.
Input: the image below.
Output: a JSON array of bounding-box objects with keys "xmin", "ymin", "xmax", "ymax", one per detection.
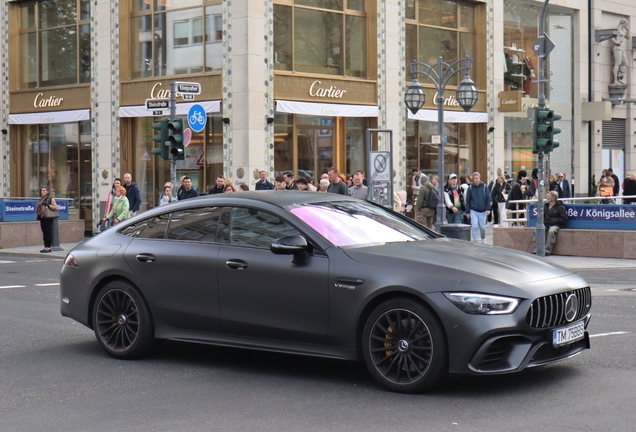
[
  {"xmin": 123, "ymin": 172, "xmax": 142, "ymax": 216},
  {"xmin": 208, "ymin": 176, "xmax": 225, "ymax": 194},
  {"xmin": 507, "ymin": 170, "xmax": 534, "ymax": 220},
  {"xmin": 543, "ymin": 191, "xmax": 568, "ymax": 255},
  {"xmin": 465, "ymin": 172, "xmax": 491, "ymax": 243},
  {"xmin": 178, "ymin": 176, "xmax": 199, "ymax": 200},
  {"xmin": 255, "ymin": 170, "xmax": 274, "ymax": 190},
  {"xmin": 608, "ymin": 168, "xmax": 620, "ymax": 197}
]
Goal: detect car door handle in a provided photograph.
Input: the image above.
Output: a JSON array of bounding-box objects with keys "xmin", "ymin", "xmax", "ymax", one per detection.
[
  {"xmin": 226, "ymin": 259, "xmax": 248, "ymax": 270},
  {"xmin": 136, "ymin": 253, "xmax": 156, "ymax": 263}
]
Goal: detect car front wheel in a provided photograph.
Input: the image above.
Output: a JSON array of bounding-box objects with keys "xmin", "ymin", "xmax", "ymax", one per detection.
[
  {"xmin": 362, "ymin": 298, "xmax": 447, "ymax": 393},
  {"xmin": 93, "ymin": 281, "xmax": 154, "ymax": 359}
]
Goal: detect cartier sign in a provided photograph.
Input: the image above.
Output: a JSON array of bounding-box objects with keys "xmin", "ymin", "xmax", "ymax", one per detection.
[
  {"xmin": 150, "ymin": 82, "xmax": 193, "ymax": 100},
  {"xmin": 33, "ymin": 93, "xmax": 64, "ymax": 109},
  {"xmin": 498, "ymin": 91, "xmax": 523, "ymax": 112},
  {"xmin": 309, "ymin": 80, "xmax": 347, "ymax": 99}
]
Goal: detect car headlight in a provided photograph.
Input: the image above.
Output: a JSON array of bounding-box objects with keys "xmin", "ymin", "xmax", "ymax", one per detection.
[{"xmin": 443, "ymin": 292, "xmax": 519, "ymax": 315}]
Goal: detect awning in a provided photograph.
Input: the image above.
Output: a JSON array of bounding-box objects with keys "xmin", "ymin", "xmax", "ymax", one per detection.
[
  {"xmin": 9, "ymin": 109, "xmax": 90, "ymax": 125},
  {"xmin": 276, "ymin": 100, "xmax": 378, "ymax": 117},
  {"xmin": 118, "ymin": 100, "xmax": 221, "ymax": 117},
  {"xmin": 408, "ymin": 109, "xmax": 487, "ymax": 123}
]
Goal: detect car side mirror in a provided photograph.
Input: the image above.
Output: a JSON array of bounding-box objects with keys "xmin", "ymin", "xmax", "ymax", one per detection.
[{"xmin": 270, "ymin": 235, "xmax": 308, "ymax": 255}]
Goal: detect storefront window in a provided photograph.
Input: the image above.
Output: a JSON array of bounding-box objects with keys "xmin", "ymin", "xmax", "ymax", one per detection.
[
  {"xmin": 130, "ymin": 115, "xmax": 222, "ymax": 209},
  {"xmin": 273, "ymin": 1, "xmax": 368, "ymax": 77},
  {"xmin": 18, "ymin": 0, "xmax": 91, "ymax": 88},
  {"xmin": 405, "ymin": 0, "xmax": 475, "ymax": 86},
  {"xmin": 19, "ymin": 121, "xmax": 92, "ymax": 223},
  {"xmin": 274, "ymin": 114, "xmax": 368, "ymax": 180},
  {"xmin": 130, "ymin": 1, "xmax": 222, "ymax": 79},
  {"xmin": 406, "ymin": 120, "xmax": 476, "ymax": 180}
]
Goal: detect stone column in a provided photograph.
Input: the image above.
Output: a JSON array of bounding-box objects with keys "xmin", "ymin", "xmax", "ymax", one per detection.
[{"xmin": 223, "ymin": 0, "xmax": 274, "ymax": 190}]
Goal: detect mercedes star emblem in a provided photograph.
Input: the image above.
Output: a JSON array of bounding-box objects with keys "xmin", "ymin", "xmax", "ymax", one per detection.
[{"xmin": 564, "ymin": 294, "xmax": 579, "ymax": 322}]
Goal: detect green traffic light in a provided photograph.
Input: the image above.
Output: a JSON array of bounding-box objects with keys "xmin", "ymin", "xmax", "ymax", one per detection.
[
  {"xmin": 151, "ymin": 119, "xmax": 170, "ymax": 160},
  {"xmin": 544, "ymin": 110, "xmax": 562, "ymax": 154},
  {"xmin": 532, "ymin": 108, "xmax": 554, "ymax": 154},
  {"xmin": 168, "ymin": 119, "xmax": 185, "ymax": 160}
]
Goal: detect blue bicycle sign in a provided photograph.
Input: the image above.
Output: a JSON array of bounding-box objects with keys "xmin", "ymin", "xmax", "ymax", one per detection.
[{"xmin": 188, "ymin": 104, "xmax": 207, "ymax": 133}]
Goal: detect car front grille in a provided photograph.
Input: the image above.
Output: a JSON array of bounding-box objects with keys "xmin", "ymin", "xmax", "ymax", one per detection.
[{"xmin": 525, "ymin": 287, "xmax": 592, "ymax": 328}]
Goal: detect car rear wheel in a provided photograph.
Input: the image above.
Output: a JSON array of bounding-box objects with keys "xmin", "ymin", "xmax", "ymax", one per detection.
[
  {"xmin": 362, "ymin": 298, "xmax": 447, "ymax": 393},
  {"xmin": 93, "ymin": 281, "xmax": 154, "ymax": 359}
]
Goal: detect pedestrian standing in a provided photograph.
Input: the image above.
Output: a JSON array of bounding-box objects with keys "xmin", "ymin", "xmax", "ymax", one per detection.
[
  {"xmin": 415, "ymin": 174, "xmax": 437, "ymax": 229},
  {"xmin": 37, "ymin": 186, "xmax": 59, "ymax": 253},
  {"xmin": 465, "ymin": 172, "xmax": 491, "ymax": 244},
  {"xmin": 255, "ymin": 170, "xmax": 274, "ymax": 190},
  {"xmin": 102, "ymin": 186, "xmax": 130, "ymax": 226},
  {"xmin": 327, "ymin": 167, "xmax": 348, "ymax": 195},
  {"xmin": 123, "ymin": 172, "xmax": 142, "ymax": 216},
  {"xmin": 348, "ymin": 172, "xmax": 368, "ymax": 199}
]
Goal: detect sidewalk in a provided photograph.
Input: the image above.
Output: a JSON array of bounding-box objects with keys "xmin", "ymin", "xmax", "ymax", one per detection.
[{"xmin": 1, "ymin": 226, "xmax": 634, "ymax": 270}]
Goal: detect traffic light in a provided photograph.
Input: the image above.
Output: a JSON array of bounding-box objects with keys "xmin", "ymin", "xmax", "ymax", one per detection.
[
  {"xmin": 151, "ymin": 119, "xmax": 170, "ymax": 160},
  {"xmin": 168, "ymin": 119, "xmax": 184, "ymax": 160},
  {"xmin": 532, "ymin": 108, "xmax": 553, "ymax": 154},
  {"xmin": 544, "ymin": 111, "xmax": 562, "ymax": 154}
]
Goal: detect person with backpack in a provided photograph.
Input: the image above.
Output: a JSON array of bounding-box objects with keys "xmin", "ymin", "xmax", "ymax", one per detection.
[
  {"xmin": 465, "ymin": 172, "xmax": 491, "ymax": 244},
  {"xmin": 415, "ymin": 175, "xmax": 438, "ymax": 229}
]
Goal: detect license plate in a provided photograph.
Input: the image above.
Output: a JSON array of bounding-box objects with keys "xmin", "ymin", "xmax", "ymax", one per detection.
[{"xmin": 553, "ymin": 320, "xmax": 585, "ymax": 347}]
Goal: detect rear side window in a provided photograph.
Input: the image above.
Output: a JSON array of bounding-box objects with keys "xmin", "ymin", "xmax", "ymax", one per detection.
[
  {"xmin": 167, "ymin": 207, "xmax": 222, "ymax": 243},
  {"xmin": 119, "ymin": 213, "xmax": 170, "ymax": 239},
  {"xmin": 229, "ymin": 207, "xmax": 300, "ymax": 249}
]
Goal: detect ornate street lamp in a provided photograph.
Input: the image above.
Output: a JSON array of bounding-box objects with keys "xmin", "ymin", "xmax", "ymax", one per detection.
[{"xmin": 405, "ymin": 56, "xmax": 478, "ymax": 231}]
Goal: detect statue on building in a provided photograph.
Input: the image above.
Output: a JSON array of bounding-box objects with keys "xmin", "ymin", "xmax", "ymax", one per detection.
[{"xmin": 611, "ymin": 20, "xmax": 629, "ymax": 87}]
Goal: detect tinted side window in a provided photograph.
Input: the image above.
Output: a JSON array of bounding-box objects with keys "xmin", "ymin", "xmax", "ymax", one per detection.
[
  {"xmin": 217, "ymin": 207, "xmax": 231, "ymax": 244},
  {"xmin": 119, "ymin": 214, "xmax": 170, "ymax": 239},
  {"xmin": 230, "ymin": 207, "xmax": 300, "ymax": 249},
  {"xmin": 167, "ymin": 207, "xmax": 222, "ymax": 243}
]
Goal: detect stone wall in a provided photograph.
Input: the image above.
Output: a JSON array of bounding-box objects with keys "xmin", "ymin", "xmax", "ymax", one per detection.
[
  {"xmin": 0, "ymin": 220, "xmax": 84, "ymax": 249},
  {"xmin": 493, "ymin": 227, "xmax": 636, "ymax": 259}
]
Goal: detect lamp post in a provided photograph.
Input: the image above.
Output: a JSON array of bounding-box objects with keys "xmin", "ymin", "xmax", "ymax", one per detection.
[{"xmin": 405, "ymin": 56, "xmax": 478, "ymax": 230}]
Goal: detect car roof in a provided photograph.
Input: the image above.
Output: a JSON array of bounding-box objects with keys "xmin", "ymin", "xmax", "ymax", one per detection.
[{"xmin": 179, "ymin": 190, "xmax": 354, "ymax": 207}]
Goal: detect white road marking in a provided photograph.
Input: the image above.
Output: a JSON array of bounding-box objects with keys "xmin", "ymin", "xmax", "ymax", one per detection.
[
  {"xmin": 0, "ymin": 260, "xmax": 17, "ymax": 264},
  {"xmin": 590, "ymin": 331, "xmax": 629, "ymax": 338},
  {"xmin": 0, "ymin": 285, "xmax": 27, "ymax": 289},
  {"xmin": 34, "ymin": 283, "xmax": 60, "ymax": 287}
]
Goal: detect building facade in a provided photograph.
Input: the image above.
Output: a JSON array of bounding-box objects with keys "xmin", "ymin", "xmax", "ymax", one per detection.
[{"xmin": 0, "ymin": 0, "xmax": 633, "ymax": 233}]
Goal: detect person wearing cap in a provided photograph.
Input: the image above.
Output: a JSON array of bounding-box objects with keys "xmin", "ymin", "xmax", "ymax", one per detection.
[
  {"xmin": 444, "ymin": 173, "xmax": 465, "ymax": 224},
  {"xmin": 465, "ymin": 172, "xmax": 491, "ymax": 244}
]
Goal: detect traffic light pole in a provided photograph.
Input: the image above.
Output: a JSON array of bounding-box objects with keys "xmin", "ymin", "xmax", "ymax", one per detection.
[
  {"xmin": 535, "ymin": 0, "xmax": 550, "ymax": 257},
  {"xmin": 169, "ymin": 81, "xmax": 178, "ymax": 192}
]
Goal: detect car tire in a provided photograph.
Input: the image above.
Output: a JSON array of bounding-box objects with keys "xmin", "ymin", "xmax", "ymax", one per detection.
[
  {"xmin": 93, "ymin": 281, "xmax": 154, "ymax": 359},
  {"xmin": 362, "ymin": 298, "xmax": 447, "ymax": 393}
]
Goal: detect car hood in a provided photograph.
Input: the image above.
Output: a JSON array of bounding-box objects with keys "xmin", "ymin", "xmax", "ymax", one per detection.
[{"xmin": 342, "ymin": 237, "xmax": 574, "ymax": 286}]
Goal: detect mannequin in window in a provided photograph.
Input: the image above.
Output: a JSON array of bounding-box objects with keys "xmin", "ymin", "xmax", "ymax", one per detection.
[{"xmin": 523, "ymin": 57, "xmax": 535, "ymax": 95}]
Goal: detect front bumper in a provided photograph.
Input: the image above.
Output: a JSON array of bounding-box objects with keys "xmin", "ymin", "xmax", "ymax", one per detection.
[{"xmin": 425, "ymin": 291, "xmax": 592, "ymax": 376}]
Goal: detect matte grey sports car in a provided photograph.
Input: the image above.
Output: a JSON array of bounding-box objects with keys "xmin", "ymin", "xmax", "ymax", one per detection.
[{"xmin": 60, "ymin": 192, "xmax": 591, "ymax": 393}]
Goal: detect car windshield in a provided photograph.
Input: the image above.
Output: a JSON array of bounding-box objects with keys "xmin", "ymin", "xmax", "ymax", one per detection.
[{"xmin": 290, "ymin": 201, "xmax": 431, "ymax": 248}]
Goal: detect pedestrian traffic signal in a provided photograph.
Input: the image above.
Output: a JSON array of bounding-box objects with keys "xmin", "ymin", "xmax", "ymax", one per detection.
[
  {"xmin": 151, "ymin": 119, "xmax": 170, "ymax": 160},
  {"xmin": 532, "ymin": 108, "xmax": 553, "ymax": 154},
  {"xmin": 168, "ymin": 119, "xmax": 184, "ymax": 160},
  {"xmin": 544, "ymin": 111, "xmax": 562, "ymax": 154}
]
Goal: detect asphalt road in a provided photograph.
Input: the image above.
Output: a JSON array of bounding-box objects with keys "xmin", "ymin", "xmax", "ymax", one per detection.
[{"xmin": 1, "ymin": 256, "xmax": 634, "ymax": 432}]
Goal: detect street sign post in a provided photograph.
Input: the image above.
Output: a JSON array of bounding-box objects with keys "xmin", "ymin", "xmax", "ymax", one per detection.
[
  {"xmin": 145, "ymin": 98, "xmax": 170, "ymax": 111},
  {"xmin": 175, "ymin": 82, "xmax": 201, "ymax": 95}
]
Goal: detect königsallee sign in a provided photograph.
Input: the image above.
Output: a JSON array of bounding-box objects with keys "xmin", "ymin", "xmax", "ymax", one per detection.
[{"xmin": 528, "ymin": 203, "xmax": 636, "ymax": 230}]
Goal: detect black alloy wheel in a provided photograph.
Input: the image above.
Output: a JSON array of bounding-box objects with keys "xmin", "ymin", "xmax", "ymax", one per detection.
[
  {"xmin": 93, "ymin": 281, "xmax": 154, "ymax": 359},
  {"xmin": 362, "ymin": 298, "xmax": 447, "ymax": 393}
]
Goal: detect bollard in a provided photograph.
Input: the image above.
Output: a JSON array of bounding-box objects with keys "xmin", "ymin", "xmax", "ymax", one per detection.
[{"xmin": 51, "ymin": 219, "xmax": 64, "ymax": 251}]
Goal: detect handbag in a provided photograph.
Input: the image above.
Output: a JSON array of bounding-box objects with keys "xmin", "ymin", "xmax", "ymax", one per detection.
[{"xmin": 39, "ymin": 205, "xmax": 60, "ymax": 219}]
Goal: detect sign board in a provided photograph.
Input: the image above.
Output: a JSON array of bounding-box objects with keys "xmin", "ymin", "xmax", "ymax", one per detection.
[
  {"xmin": 528, "ymin": 203, "xmax": 636, "ymax": 230},
  {"xmin": 581, "ymin": 102, "xmax": 612, "ymax": 122},
  {"xmin": 498, "ymin": 91, "xmax": 523, "ymax": 112},
  {"xmin": 0, "ymin": 199, "xmax": 69, "ymax": 222},
  {"xmin": 140, "ymin": 148, "xmax": 152, "ymax": 162},
  {"xmin": 145, "ymin": 98, "xmax": 170, "ymax": 110},
  {"xmin": 182, "ymin": 94, "xmax": 195, "ymax": 101},
  {"xmin": 175, "ymin": 82, "xmax": 201, "ymax": 95},
  {"xmin": 188, "ymin": 104, "xmax": 207, "ymax": 133},
  {"xmin": 369, "ymin": 151, "xmax": 391, "ymax": 182},
  {"xmin": 431, "ymin": 134, "xmax": 441, "ymax": 145}
]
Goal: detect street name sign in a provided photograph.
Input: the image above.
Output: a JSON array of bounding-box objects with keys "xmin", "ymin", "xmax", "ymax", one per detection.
[
  {"xmin": 175, "ymin": 82, "xmax": 201, "ymax": 95},
  {"xmin": 145, "ymin": 98, "xmax": 170, "ymax": 110}
]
